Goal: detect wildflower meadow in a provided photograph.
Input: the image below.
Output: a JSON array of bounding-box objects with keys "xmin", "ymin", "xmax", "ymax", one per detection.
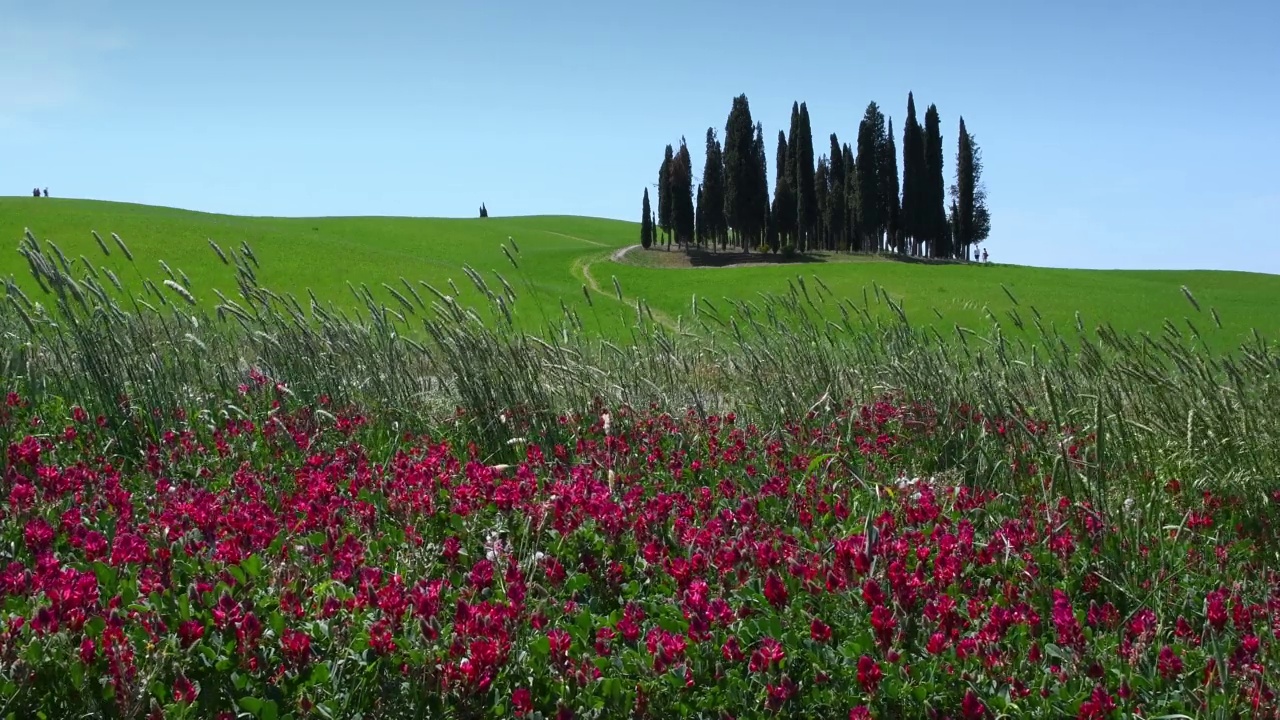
[{"xmin": 1, "ymin": 228, "xmax": 1278, "ymax": 718}]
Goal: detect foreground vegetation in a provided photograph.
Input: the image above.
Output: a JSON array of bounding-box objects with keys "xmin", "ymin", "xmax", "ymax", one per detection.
[
  {"xmin": 1, "ymin": 217, "xmax": 1279, "ymax": 717},
  {"xmin": 3, "ymin": 197, "xmax": 1279, "ymax": 350}
]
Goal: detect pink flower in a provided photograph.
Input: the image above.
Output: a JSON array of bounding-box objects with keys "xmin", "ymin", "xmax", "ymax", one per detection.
[
  {"xmin": 1157, "ymin": 646, "xmax": 1182, "ymax": 679},
  {"xmin": 547, "ymin": 628, "xmax": 571, "ymax": 659},
  {"xmin": 810, "ymin": 617, "xmax": 832, "ymax": 643},
  {"xmin": 173, "ymin": 675, "xmax": 198, "ymax": 704},
  {"xmin": 961, "ymin": 689, "xmax": 986, "ymax": 718},
  {"xmin": 764, "ymin": 572, "xmax": 789, "ymax": 609},
  {"xmin": 512, "ymin": 687, "xmax": 533, "ymax": 717},
  {"xmin": 748, "ymin": 637, "xmax": 785, "ymax": 673},
  {"xmin": 1077, "ymin": 685, "xmax": 1116, "ymax": 720},
  {"xmin": 856, "ymin": 655, "xmax": 883, "ymax": 693}
]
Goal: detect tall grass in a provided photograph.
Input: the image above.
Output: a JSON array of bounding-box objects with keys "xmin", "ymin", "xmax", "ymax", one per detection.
[{"xmin": 4, "ymin": 225, "xmax": 1278, "ymax": 531}]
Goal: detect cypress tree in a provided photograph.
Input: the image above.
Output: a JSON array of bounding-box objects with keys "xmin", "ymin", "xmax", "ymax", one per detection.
[
  {"xmin": 952, "ymin": 116, "xmax": 991, "ymax": 260},
  {"xmin": 784, "ymin": 103, "xmax": 801, "ymax": 246},
  {"xmin": 673, "ymin": 138, "xmax": 695, "ymax": 246},
  {"xmin": 814, "ymin": 157, "xmax": 830, "ymax": 251},
  {"xmin": 641, "ymin": 188, "xmax": 654, "ymax": 249},
  {"xmin": 702, "ymin": 127, "xmax": 727, "ymax": 248},
  {"xmin": 795, "ymin": 103, "xmax": 818, "ymax": 251},
  {"xmin": 901, "ymin": 93, "xmax": 926, "ymax": 255},
  {"xmin": 882, "ymin": 118, "xmax": 902, "ymax": 252},
  {"xmin": 923, "ymin": 104, "xmax": 947, "ymax": 257},
  {"xmin": 843, "ymin": 143, "xmax": 857, "ymax": 252},
  {"xmin": 827, "ymin": 134, "xmax": 846, "ymax": 251},
  {"xmin": 659, "ymin": 145, "xmax": 675, "ymax": 244},
  {"xmin": 695, "ymin": 185, "xmax": 705, "ymax": 248},
  {"xmin": 855, "ymin": 102, "xmax": 887, "ymax": 252},
  {"xmin": 722, "ymin": 95, "xmax": 757, "ymax": 249},
  {"xmin": 772, "ymin": 130, "xmax": 794, "ymax": 249},
  {"xmin": 752, "ymin": 122, "xmax": 769, "ymax": 251}
]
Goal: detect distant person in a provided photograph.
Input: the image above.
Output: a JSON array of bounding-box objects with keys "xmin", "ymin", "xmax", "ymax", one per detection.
[
  {"xmin": 982, "ymin": 248, "xmax": 988, "ymax": 263},
  {"xmin": 42, "ymin": 188, "xmax": 48, "ymax": 198},
  {"xmin": 973, "ymin": 248, "xmax": 979, "ymax": 262},
  {"xmin": 32, "ymin": 187, "xmax": 40, "ymax": 197}
]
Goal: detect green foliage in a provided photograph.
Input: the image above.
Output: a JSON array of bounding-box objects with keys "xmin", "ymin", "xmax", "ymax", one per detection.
[
  {"xmin": 701, "ymin": 128, "xmax": 727, "ymax": 247},
  {"xmin": 881, "ymin": 118, "xmax": 902, "ymax": 251},
  {"xmin": 951, "ymin": 116, "xmax": 990, "ymax": 258},
  {"xmin": 772, "ymin": 130, "xmax": 794, "ymax": 249},
  {"xmin": 640, "ymin": 188, "xmax": 654, "ymax": 250},
  {"xmin": 901, "ymin": 92, "xmax": 926, "ymax": 251},
  {"xmin": 658, "ymin": 144, "xmax": 675, "ymax": 242},
  {"xmin": 795, "ymin": 103, "xmax": 818, "ymax": 251},
  {"xmin": 855, "ymin": 102, "xmax": 888, "ymax": 252},
  {"xmin": 722, "ymin": 95, "xmax": 757, "ymax": 245},
  {"xmin": 673, "ymin": 139, "xmax": 696, "ymax": 246},
  {"xmin": 923, "ymin": 104, "xmax": 948, "ymax": 257}
]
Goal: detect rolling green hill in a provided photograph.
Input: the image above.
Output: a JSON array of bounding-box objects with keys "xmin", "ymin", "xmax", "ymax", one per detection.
[{"xmin": 3, "ymin": 197, "xmax": 1278, "ymax": 350}]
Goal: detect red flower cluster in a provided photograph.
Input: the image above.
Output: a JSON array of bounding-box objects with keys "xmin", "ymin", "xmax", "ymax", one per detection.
[{"xmin": 0, "ymin": 389, "xmax": 1274, "ymax": 718}]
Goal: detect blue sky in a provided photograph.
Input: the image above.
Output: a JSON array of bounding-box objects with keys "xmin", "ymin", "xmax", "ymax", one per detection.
[{"xmin": 2, "ymin": 0, "xmax": 1278, "ymax": 273}]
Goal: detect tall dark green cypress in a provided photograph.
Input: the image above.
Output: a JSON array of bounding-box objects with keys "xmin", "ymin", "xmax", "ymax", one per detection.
[
  {"xmin": 772, "ymin": 130, "xmax": 794, "ymax": 248},
  {"xmin": 658, "ymin": 144, "xmax": 675, "ymax": 245},
  {"xmin": 923, "ymin": 104, "xmax": 947, "ymax": 257},
  {"xmin": 814, "ymin": 156, "xmax": 830, "ymax": 250},
  {"xmin": 695, "ymin": 185, "xmax": 705, "ymax": 247},
  {"xmin": 641, "ymin": 188, "xmax": 654, "ymax": 249},
  {"xmin": 752, "ymin": 122, "xmax": 769, "ymax": 250},
  {"xmin": 674, "ymin": 138, "xmax": 695, "ymax": 246},
  {"xmin": 952, "ymin": 116, "xmax": 991, "ymax": 260},
  {"xmin": 702, "ymin": 127, "xmax": 727, "ymax": 248},
  {"xmin": 843, "ymin": 143, "xmax": 857, "ymax": 252},
  {"xmin": 827, "ymin": 134, "xmax": 846, "ymax": 251},
  {"xmin": 855, "ymin": 102, "xmax": 887, "ymax": 252},
  {"xmin": 882, "ymin": 118, "xmax": 902, "ymax": 252},
  {"xmin": 722, "ymin": 95, "xmax": 756, "ymax": 248},
  {"xmin": 795, "ymin": 103, "xmax": 818, "ymax": 251},
  {"xmin": 900, "ymin": 93, "xmax": 926, "ymax": 255}
]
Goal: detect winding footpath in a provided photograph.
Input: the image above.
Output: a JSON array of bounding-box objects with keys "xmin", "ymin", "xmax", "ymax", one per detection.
[{"xmin": 572, "ymin": 244, "xmax": 677, "ymax": 330}]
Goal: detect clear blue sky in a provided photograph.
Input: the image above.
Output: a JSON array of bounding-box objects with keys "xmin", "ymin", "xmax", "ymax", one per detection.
[{"xmin": 3, "ymin": 0, "xmax": 1278, "ymax": 273}]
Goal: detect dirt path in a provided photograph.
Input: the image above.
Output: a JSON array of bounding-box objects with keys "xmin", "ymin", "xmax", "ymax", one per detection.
[{"xmin": 572, "ymin": 248, "xmax": 677, "ymax": 330}]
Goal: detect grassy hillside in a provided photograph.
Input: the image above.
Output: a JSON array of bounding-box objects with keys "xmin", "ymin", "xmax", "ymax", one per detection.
[
  {"xmin": 0, "ymin": 197, "xmax": 635, "ymax": 334},
  {"xmin": 608, "ymin": 249, "xmax": 1280, "ymax": 349},
  {"xmin": 4, "ymin": 197, "xmax": 1278, "ymax": 350}
]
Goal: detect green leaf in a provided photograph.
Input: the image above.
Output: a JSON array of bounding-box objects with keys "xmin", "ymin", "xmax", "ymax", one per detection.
[
  {"xmin": 227, "ymin": 565, "xmax": 246, "ymax": 586},
  {"xmin": 566, "ymin": 573, "xmax": 591, "ymax": 593},
  {"xmin": 261, "ymin": 700, "xmax": 279, "ymax": 720},
  {"xmin": 530, "ymin": 635, "xmax": 550, "ymax": 658},
  {"xmin": 310, "ymin": 662, "xmax": 330, "ymax": 685},
  {"xmin": 242, "ymin": 554, "xmax": 262, "ymax": 578},
  {"xmin": 238, "ymin": 697, "xmax": 263, "ymax": 715},
  {"xmin": 93, "ymin": 562, "xmax": 117, "ymax": 595}
]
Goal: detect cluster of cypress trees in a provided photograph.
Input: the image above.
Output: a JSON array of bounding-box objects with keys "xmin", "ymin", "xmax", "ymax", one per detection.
[{"xmin": 642, "ymin": 93, "xmax": 990, "ymax": 261}]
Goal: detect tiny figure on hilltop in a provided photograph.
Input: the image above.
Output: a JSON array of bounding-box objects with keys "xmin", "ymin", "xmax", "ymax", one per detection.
[
  {"xmin": 982, "ymin": 248, "xmax": 989, "ymax": 263},
  {"xmin": 32, "ymin": 187, "xmax": 40, "ymax": 197},
  {"xmin": 42, "ymin": 188, "xmax": 49, "ymax": 198},
  {"xmin": 479, "ymin": 203, "xmax": 489, "ymax": 218}
]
